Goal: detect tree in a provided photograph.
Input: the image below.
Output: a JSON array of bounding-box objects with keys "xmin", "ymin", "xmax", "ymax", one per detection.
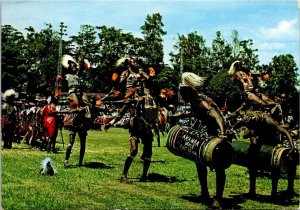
[
  {"xmin": 170, "ymin": 32, "xmax": 210, "ymax": 84},
  {"xmin": 210, "ymin": 31, "xmax": 232, "ymax": 71},
  {"xmin": 24, "ymin": 24, "xmax": 60, "ymax": 96},
  {"xmin": 69, "ymin": 24, "xmax": 97, "ymax": 91},
  {"xmin": 266, "ymin": 54, "xmax": 299, "ymax": 97},
  {"xmin": 93, "ymin": 26, "xmax": 142, "ymax": 92},
  {"xmin": 199, "ymin": 30, "xmax": 260, "ymax": 109},
  {"xmin": 265, "ymin": 54, "xmax": 300, "ymax": 122},
  {"xmin": 140, "ymin": 13, "xmax": 167, "ymax": 72},
  {"xmin": 1, "ymin": 25, "xmax": 26, "ymax": 92},
  {"xmin": 207, "ymin": 70, "xmax": 243, "ymax": 110}
]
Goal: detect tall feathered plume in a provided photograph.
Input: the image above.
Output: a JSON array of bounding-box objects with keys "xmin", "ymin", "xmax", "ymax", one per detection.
[
  {"xmin": 180, "ymin": 72, "xmax": 207, "ymax": 89},
  {"xmin": 40, "ymin": 157, "xmax": 57, "ymax": 176},
  {"xmin": 115, "ymin": 57, "xmax": 130, "ymax": 67},
  {"xmin": 61, "ymin": 54, "xmax": 78, "ymax": 68},
  {"xmin": 228, "ymin": 60, "xmax": 240, "ymax": 75}
]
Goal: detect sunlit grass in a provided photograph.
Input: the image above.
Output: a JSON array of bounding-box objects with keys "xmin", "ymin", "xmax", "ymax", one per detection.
[{"xmin": 1, "ymin": 128, "xmax": 299, "ymax": 209}]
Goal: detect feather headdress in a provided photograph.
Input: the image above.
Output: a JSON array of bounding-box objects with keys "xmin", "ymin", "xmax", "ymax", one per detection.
[
  {"xmin": 228, "ymin": 60, "xmax": 240, "ymax": 75},
  {"xmin": 61, "ymin": 54, "xmax": 78, "ymax": 68},
  {"xmin": 180, "ymin": 72, "xmax": 207, "ymax": 89},
  {"xmin": 40, "ymin": 157, "xmax": 57, "ymax": 176},
  {"xmin": 115, "ymin": 57, "xmax": 130, "ymax": 67},
  {"xmin": 3, "ymin": 89, "xmax": 16, "ymax": 100}
]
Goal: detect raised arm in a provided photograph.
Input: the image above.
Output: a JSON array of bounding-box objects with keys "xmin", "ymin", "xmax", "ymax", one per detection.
[{"xmin": 104, "ymin": 103, "xmax": 131, "ymax": 130}]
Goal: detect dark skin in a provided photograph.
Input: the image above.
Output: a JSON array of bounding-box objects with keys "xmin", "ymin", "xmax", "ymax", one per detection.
[
  {"xmin": 228, "ymin": 105, "xmax": 297, "ymax": 199},
  {"xmin": 105, "ymin": 89, "xmax": 155, "ymax": 182},
  {"xmin": 105, "ymin": 59, "xmax": 155, "ymax": 182},
  {"xmin": 62, "ymin": 48, "xmax": 91, "ymax": 167},
  {"xmin": 173, "ymin": 86, "xmax": 228, "ymax": 209},
  {"xmin": 231, "ymin": 61, "xmax": 276, "ymax": 106}
]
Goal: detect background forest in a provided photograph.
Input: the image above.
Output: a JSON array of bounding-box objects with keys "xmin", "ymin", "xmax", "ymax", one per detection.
[{"xmin": 1, "ymin": 13, "xmax": 299, "ymax": 118}]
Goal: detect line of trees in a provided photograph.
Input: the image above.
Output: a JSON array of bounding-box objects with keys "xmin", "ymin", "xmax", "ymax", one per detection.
[{"xmin": 2, "ymin": 13, "xmax": 299, "ymax": 115}]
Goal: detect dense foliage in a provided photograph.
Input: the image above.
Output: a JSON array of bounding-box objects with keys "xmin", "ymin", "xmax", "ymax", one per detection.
[{"xmin": 1, "ymin": 13, "xmax": 299, "ymax": 113}]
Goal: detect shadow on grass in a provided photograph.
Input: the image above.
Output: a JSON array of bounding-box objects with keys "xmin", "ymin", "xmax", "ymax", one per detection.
[
  {"xmin": 145, "ymin": 173, "xmax": 187, "ymax": 183},
  {"xmin": 64, "ymin": 162, "xmax": 114, "ymax": 169},
  {"xmin": 229, "ymin": 191, "xmax": 299, "ymax": 206},
  {"xmin": 151, "ymin": 160, "xmax": 166, "ymax": 164},
  {"xmin": 255, "ymin": 170, "xmax": 300, "ymax": 179},
  {"xmin": 84, "ymin": 162, "xmax": 115, "ymax": 169},
  {"xmin": 181, "ymin": 194, "xmax": 243, "ymax": 209}
]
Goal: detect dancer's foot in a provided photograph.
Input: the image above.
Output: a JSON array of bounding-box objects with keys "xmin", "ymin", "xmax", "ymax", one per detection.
[
  {"xmin": 211, "ymin": 199, "xmax": 222, "ymax": 209},
  {"xmin": 120, "ymin": 176, "xmax": 132, "ymax": 184},
  {"xmin": 64, "ymin": 160, "xmax": 69, "ymax": 168},
  {"xmin": 139, "ymin": 176, "xmax": 147, "ymax": 182}
]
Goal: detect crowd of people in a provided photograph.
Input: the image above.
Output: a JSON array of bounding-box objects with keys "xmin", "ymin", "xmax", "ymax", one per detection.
[
  {"xmin": 0, "ymin": 90, "xmax": 112, "ymax": 152},
  {"xmin": 2, "ymin": 53, "xmax": 299, "ymax": 209}
]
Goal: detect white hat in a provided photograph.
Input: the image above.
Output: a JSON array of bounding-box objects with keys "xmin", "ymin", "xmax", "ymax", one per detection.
[
  {"xmin": 115, "ymin": 57, "xmax": 130, "ymax": 67},
  {"xmin": 3, "ymin": 89, "xmax": 16, "ymax": 100},
  {"xmin": 61, "ymin": 54, "xmax": 78, "ymax": 68}
]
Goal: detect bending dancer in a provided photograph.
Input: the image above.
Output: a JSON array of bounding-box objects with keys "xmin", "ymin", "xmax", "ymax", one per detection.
[
  {"xmin": 228, "ymin": 103, "xmax": 297, "ymax": 199},
  {"xmin": 228, "ymin": 60, "xmax": 276, "ymax": 106},
  {"xmin": 176, "ymin": 72, "xmax": 229, "ymax": 209}
]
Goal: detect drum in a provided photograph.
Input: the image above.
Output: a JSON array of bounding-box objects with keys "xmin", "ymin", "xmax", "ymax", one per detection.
[
  {"xmin": 166, "ymin": 125, "xmax": 233, "ymax": 169},
  {"xmin": 231, "ymin": 140, "xmax": 292, "ymax": 173}
]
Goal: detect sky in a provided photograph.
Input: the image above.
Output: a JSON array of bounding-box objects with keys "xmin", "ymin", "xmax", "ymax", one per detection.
[{"xmin": 1, "ymin": 0, "xmax": 299, "ymax": 68}]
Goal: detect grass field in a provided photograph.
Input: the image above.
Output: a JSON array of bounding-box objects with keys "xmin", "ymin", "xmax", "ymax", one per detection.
[{"xmin": 1, "ymin": 128, "xmax": 299, "ymax": 209}]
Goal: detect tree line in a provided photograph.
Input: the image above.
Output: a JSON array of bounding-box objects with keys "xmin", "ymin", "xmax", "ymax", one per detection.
[{"xmin": 1, "ymin": 13, "xmax": 299, "ymax": 116}]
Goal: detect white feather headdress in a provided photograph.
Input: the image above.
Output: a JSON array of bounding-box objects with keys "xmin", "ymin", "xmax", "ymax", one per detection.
[
  {"xmin": 61, "ymin": 54, "xmax": 78, "ymax": 68},
  {"xmin": 228, "ymin": 60, "xmax": 240, "ymax": 75},
  {"xmin": 180, "ymin": 72, "xmax": 207, "ymax": 89},
  {"xmin": 3, "ymin": 89, "xmax": 16, "ymax": 100},
  {"xmin": 115, "ymin": 57, "xmax": 130, "ymax": 67},
  {"xmin": 40, "ymin": 157, "xmax": 57, "ymax": 176}
]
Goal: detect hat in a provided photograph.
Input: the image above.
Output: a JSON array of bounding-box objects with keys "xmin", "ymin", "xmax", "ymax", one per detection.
[
  {"xmin": 115, "ymin": 57, "xmax": 130, "ymax": 67},
  {"xmin": 3, "ymin": 89, "xmax": 16, "ymax": 100},
  {"xmin": 61, "ymin": 54, "xmax": 78, "ymax": 68}
]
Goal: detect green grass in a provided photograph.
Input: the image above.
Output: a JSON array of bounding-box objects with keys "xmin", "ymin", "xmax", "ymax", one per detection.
[{"xmin": 1, "ymin": 128, "xmax": 300, "ymax": 209}]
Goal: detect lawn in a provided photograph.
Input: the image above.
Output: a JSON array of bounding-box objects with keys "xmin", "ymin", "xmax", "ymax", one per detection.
[{"xmin": 1, "ymin": 128, "xmax": 299, "ymax": 209}]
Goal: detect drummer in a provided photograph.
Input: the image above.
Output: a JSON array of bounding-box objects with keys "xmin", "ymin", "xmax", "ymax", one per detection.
[{"xmin": 171, "ymin": 72, "xmax": 229, "ymax": 209}]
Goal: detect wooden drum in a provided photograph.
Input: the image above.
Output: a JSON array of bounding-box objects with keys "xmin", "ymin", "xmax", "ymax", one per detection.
[{"xmin": 166, "ymin": 125, "xmax": 233, "ymax": 169}]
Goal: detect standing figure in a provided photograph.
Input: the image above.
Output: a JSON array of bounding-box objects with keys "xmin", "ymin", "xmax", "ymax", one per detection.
[
  {"xmin": 2, "ymin": 89, "xmax": 17, "ymax": 149},
  {"xmin": 228, "ymin": 104, "xmax": 297, "ymax": 199},
  {"xmin": 42, "ymin": 96, "xmax": 59, "ymax": 153},
  {"xmin": 228, "ymin": 60, "xmax": 276, "ymax": 106},
  {"xmin": 105, "ymin": 58, "xmax": 156, "ymax": 183},
  {"xmin": 177, "ymin": 72, "xmax": 229, "ymax": 209},
  {"xmin": 118, "ymin": 58, "xmax": 155, "ymax": 99},
  {"xmin": 59, "ymin": 47, "xmax": 90, "ymax": 168}
]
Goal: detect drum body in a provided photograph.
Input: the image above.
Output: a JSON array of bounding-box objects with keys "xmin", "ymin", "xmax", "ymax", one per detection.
[
  {"xmin": 166, "ymin": 125, "xmax": 233, "ymax": 169},
  {"xmin": 231, "ymin": 140, "xmax": 291, "ymax": 173}
]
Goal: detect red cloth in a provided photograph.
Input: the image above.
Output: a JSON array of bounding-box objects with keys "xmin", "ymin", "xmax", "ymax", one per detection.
[
  {"xmin": 42, "ymin": 104, "xmax": 57, "ymax": 138},
  {"xmin": 42, "ymin": 104, "xmax": 57, "ymax": 128}
]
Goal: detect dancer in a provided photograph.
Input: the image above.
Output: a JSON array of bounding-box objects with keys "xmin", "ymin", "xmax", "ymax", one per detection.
[
  {"xmin": 175, "ymin": 72, "xmax": 229, "ymax": 209},
  {"xmin": 105, "ymin": 58, "xmax": 156, "ymax": 183}
]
